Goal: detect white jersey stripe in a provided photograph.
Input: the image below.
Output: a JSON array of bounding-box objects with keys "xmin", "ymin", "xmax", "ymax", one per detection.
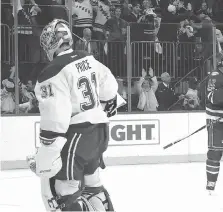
[
  {"xmin": 71, "ymin": 134, "xmax": 82, "ymax": 180},
  {"xmin": 67, "ymin": 133, "xmax": 77, "ymax": 180}
]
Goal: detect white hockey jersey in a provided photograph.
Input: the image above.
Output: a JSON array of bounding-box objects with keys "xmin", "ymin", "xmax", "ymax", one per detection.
[
  {"xmin": 72, "ymin": 0, "xmax": 93, "ymax": 27},
  {"xmin": 92, "ymin": 0, "xmax": 111, "ymax": 33},
  {"xmin": 35, "ymin": 49, "xmax": 118, "ymax": 134}
]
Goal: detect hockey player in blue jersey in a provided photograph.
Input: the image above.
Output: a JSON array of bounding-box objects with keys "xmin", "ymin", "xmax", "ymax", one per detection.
[
  {"xmin": 206, "ymin": 54, "xmax": 223, "ymax": 194},
  {"xmin": 27, "ymin": 18, "xmax": 124, "ymax": 211}
]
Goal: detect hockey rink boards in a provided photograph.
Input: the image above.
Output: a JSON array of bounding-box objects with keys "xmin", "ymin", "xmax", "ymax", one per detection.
[{"xmin": 1, "ymin": 162, "xmax": 223, "ymax": 212}]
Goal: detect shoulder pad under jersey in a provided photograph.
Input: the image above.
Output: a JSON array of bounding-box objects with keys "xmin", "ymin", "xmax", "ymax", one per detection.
[{"xmin": 38, "ymin": 50, "xmax": 91, "ymax": 83}]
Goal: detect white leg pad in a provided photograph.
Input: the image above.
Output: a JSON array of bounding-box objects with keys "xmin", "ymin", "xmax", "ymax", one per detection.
[
  {"xmin": 84, "ymin": 168, "xmax": 102, "ymax": 187},
  {"xmin": 54, "ymin": 179, "xmax": 80, "ymax": 196},
  {"xmin": 40, "ymin": 177, "xmax": 60, "ymax": 211},
  {"xmin": 84, "ymin": 168, "xmax": 106, "ymax": 211}
]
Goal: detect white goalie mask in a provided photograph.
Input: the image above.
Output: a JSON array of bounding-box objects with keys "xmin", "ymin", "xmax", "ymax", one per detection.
[{"xmin": 40, "ymin": 19, "xmax": 73, "ymax": 61}]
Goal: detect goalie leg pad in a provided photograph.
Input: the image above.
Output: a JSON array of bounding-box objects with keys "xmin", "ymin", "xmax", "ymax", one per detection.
[
  {"xmin": 54, "ymin": 179, "xmax": 83, "ymax": 211},
  {"xmin": 40, "ymin": 177, "xmax": 62, "ymax": 211},
  {"xmin": 83, "ymin": 186, "xmax": 115, "ymax": 211},
  {"xmin": 83, "ymin": 168, "xmax": 115, "ymax": 211},
  {"xmin": 49, "ymin": 178, "xmax": 98, "ymax": 211}
]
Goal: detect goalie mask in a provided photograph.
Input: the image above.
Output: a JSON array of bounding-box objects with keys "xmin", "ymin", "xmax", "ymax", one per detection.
[{"xmin": 40, "ymin": 19, "xmax": 73, "ymax": 61}]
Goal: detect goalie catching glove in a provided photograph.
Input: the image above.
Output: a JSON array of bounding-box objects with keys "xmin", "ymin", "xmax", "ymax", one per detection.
[{"xmin": 35, "ymin": 136, "xmax": 67, "ymax": 178}]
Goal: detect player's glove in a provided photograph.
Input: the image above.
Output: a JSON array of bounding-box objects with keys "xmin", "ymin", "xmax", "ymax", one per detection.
[
  {"xmin": 35, "ymin": 136, "xmax": 66, "ymax": 178},
  {"xmin": 103, "ymin": 96, "xmax": 117, "ymax": 118}
]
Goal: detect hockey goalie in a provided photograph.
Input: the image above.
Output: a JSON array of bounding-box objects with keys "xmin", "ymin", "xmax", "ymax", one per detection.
[{"xmin": 27, "ymin": 18, "xmax": 125, "ymax": 211}]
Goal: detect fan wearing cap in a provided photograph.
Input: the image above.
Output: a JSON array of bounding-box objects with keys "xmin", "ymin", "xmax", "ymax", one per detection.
[
  {"xmin": 205, "ymin": 54, "xmax": 223, "ymax": 195},
  {"xmin": 155, "ymin": 72, "xmax": 180, "ymax": 111},
  {"xmin": 124, "ymin": 1, "xmax": 141, "ymax": 23}
]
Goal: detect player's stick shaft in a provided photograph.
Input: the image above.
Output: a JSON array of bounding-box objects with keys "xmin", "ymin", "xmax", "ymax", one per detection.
[{"xmin": 163, "ymin": 117, "xmax": 222, "ymax": 150}]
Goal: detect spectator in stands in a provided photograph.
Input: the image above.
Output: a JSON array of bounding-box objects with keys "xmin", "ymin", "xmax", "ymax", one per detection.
[
  {"xmin": 104, "ymin": 6, "xmax": 127, "ymax": 77},
  {"xmin": 127, "ymin": 3, "xmax": 133, "ymax": 14},
  {"xmin": 104, "ymin": 6, "xmax": 127, "ymax": 41},
  {"xmin": 124, "ymin": 1, "xmax": 141, "ymax": 23},
  {"xmin": 136, "ymin": 67, "xmax": 159, "ymax": 112},
  {"xmin": 173, "ymin": 0, "xmax": 192, "ymax": 16},
  {"xmin": 158, "ymin": 4, "xmax": 184, "ymax": 42},
  {"xmin": 19, "ymin": 79, "xmax": 36, "ymax": 105},
  {"xmin": 1, "ymin": 66, "xmax": 15, "ymax": 114},
  {"xmin": 11, "ymin": 0, "xmax": 41, "ymax": 64},
  {"xmin": 196, "ymin": 12, "xmax": 213, "ymax": 61},
  {"xmin": 156, "ymin": 72, "xmax": 182, "ymax": 111},
  {"xmin": 5, "ymin": 66, "xmax": 39, "ymax": 113},
  {"xmin": 0, "ymin": 65, "xmax": 37, "ymax": 113},
  {"xmin": 183, "ymin": 77, "xmax": 200, "ymax": 110},
  {"xmin": 75, "ymin": 28, "xmax": 99, "ymax": 58},
  {"xmin": 19, "ymin": 96, "xmax": 39, "ymax": 113},
  {"xmin": 92, "ymin": 0, "xmax": 111, "ymax": 40},
  {"xmin": 179, "ymin": 22, "xmax": 194, "ymax": 42},
  {"xmin": 138, "ymin": 7, "xmax": 157, "ymax": 24},
  {"xmin": 173, "ymin": 0, "xmax": 185, "ymax": 13},
  {"xmin": 178, "ymin": 23, "xmax": 196, "ymax": 75},
  {"xmin": 196, "ymin": 1, "xmax": 212, "ymax": 17},
  {"xmin": 72, "ymin": 0, "xmax": 94, "ymax": 43},
  {"xmin": 216, "ymin": 29, "xmax": 223, "ymax": 54},
  {"xmin": 164, "ymin": 4, "xmax": 179, "ymax": 22},
  {"xmin": 121, "ymin": 0, "xmax": 132, "ymax": 17},
  {"xmin": 142, "ymin": 0, "xmax": 153, "ymax": 11}
]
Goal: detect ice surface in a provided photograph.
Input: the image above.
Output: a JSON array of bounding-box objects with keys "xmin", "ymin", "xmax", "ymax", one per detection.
[{"xmin": 1, "ymin": 163, "xmax": 223, "ymax": 212}]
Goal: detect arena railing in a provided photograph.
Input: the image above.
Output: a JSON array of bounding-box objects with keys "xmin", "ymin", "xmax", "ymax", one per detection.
[
  {"xmin": 1, "ymin": 1, "xmax": 219, "ymax": 115},
  {"xmin": 1, "ymin": 24, "xmax": 11, "ymax": 64},
  {"xmin": 1, "ymin": 35, "xmax": 216, "ymax": 114}
]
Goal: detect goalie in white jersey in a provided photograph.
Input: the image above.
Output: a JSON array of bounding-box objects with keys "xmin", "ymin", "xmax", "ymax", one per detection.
[{"xmin": 31, "ymin": 19, "xmax": 119, "ymax": 211}]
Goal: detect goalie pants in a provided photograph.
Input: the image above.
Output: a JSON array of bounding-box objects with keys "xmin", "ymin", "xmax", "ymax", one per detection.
[
  {"xmin": 40, "ymin": 122, "xmax": 111, "ymax": 211},
  {"xmin": 54, "ymin": 122, "xmax": 109, "ymax": 181}
]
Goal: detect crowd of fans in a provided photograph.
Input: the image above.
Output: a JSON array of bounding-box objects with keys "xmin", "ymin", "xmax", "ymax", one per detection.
[{"xmin": 1, "ymin": 0, "xmax": 223, "ymax": 114}]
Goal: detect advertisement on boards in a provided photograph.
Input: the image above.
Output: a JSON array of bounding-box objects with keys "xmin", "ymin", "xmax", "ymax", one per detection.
[
  {"xmin": 35, "ymin": 119, "xmax": 160, "ymax": 148},
  {"xmin": 109, "ymin": 119, "xmax": 160, "ymax": 146}
]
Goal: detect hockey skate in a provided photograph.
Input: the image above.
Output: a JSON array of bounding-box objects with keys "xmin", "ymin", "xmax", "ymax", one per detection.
[
  {"xmin": 206, "ymin": 181, "xmax": 217, "ymax": 196},
  {"xmin": 26, "ymin": 155, "xmax": 36, "ymax": 174},
  {"xmin": 205, "ymin": 181, "xmax": 223, "ymax": 211}
]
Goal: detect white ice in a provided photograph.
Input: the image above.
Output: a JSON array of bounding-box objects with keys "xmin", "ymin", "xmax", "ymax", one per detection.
[{"xmin": 1, "ymin": 162, "xmax": 223, "ymax": 212}]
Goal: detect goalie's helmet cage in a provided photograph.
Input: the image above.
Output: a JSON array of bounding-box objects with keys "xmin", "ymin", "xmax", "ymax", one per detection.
[{"xmin": 40, "ymin": 19, "xmax": 73, "ymax": 61}]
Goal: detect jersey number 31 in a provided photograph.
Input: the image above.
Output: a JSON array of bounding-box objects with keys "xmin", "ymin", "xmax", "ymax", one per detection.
[{"xmin": 78, "ymin": 72, "xmax": 99, "ymax": 111}]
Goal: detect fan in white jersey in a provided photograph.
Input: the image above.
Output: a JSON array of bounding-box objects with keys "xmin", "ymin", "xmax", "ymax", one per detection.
[
  {"xmin": 29, "ymin": 18, "xmax": 121, "ymax": 211},
  {"xmin": 92, "ymin": 0, "xmax": 111, "ymax": 40}
]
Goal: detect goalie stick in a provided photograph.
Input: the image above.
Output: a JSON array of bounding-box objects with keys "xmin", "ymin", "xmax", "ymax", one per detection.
[{"xmin": 163, "ymin": 117, "xmax": 222, "ymax": 150}]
